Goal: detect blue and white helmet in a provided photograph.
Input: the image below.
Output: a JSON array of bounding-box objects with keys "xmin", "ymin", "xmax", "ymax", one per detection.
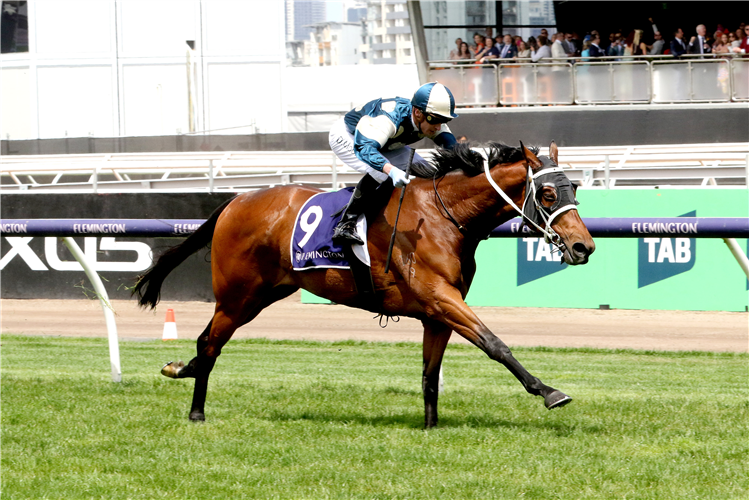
[{"xmin": 411, "ymin": 82, "xmax": 459, "ymax": 122}]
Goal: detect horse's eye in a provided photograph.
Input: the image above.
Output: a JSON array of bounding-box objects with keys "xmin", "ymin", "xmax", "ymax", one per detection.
[{"xmin": 542, "ymin": 188, "xmax": 557, "ymax": 201}]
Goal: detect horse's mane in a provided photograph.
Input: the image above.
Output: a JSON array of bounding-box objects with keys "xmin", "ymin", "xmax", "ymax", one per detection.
[{"xmin": 415, "ymin": 141, "xmax": 540, "ymax": 178}]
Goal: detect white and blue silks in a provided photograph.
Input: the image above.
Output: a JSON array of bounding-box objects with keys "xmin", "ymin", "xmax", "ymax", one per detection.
[{"xmin": 329, "ymin": 97, "xmax": 457, "ymax": 183}]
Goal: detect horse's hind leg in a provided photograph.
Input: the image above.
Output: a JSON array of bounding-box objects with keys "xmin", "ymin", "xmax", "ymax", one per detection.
[
  {"xmin": 161, "ymin": 319, "xmax": 212, "ymax": 378},
  {"xmin": 422, "ymin": 319, "xmax": 452, "ymax": 428},
  {"xmin": 161, "ymin": 309, "xmax": 241, "ymax": 421},
  {"xmin": 163, "ymin": 285, "xmax": 298, "ymax": 421}
]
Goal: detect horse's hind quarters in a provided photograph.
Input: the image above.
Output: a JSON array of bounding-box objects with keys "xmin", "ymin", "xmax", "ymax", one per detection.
[
  {"xmin": 161, "ymin": 360, "xmax": 184, "ymax": 379},
  {"xmin": 545, "ymin": 390, "xmax": 573, "ymax": 410}
]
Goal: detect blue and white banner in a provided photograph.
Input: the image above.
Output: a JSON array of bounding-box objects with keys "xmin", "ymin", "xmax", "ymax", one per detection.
[
  {"xmin": 638, "ymin": 211, "xmax": 697, "ymax": 288},
  {"xmin": 516, "ymin": 237, "xmax": 567, "ymax": 286}
]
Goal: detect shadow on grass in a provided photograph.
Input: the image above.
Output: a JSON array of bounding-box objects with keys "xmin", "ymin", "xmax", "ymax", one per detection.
[{"xmin": 265, "ymin": 408, "xmax": 604, "ymax": 434}]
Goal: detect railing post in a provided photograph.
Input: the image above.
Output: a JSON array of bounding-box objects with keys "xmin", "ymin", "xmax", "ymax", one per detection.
[
  {"xmin": 61, "ymin": 236, "xmax": 121, "ymax": 382},
  {"xmin": 208, "ymin": 159, "xmax": 214, "ymax": 193},
  {"xmin": 497, "ymin": 64, "xmax": 502, "ymax": 104},
  {"xmin": 460, "ymin": 67, "xmax": 467, "ymax": 103},
  {"xmin": 705, "ymin": 177, "xmax": 749, "ymax": 279},
  {"xmin": 604, "ymin": 155, "xmax": 610, "ymax": 189},
  {"xmin": 406, "ymin": 0, "xmax": 429, "ymax": 85}
]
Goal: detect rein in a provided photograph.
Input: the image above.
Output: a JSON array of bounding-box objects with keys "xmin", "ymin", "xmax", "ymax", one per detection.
[
  {"xmin": 477, "ymin": 149, "xmax": 571, "ymax": 254},
  {"xmin": 433, "ymin": 174, "xmax": 466, "ymax": 234},
  {"xmin": 430, "ymin": 148, "xmax": 576, "ymax": 254}
]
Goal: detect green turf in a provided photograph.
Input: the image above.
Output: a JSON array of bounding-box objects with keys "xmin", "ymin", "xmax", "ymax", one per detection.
[{"xmin": 2, "ymin": 335, "xmax": 747, "ymax": 499}]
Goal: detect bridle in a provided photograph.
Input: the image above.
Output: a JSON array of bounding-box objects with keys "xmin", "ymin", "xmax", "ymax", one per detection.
[
  {"xmin": 479, "ymin": 149, "xmax": 577, "ymax": 254},
  {"xmin": 432, "ymin": 148, "xmax": 578, "ymax": 254}
]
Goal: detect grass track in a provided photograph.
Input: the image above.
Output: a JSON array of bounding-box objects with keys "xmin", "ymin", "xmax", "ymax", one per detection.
[{"xmin": 2, "ymin": 335, "xmax": 747, "ymax": 499}]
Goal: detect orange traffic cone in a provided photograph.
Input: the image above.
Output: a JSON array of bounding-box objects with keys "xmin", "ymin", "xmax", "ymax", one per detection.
[{"xmin": 162, "ymin": 308, "xmax": 178, "ymax": 340}]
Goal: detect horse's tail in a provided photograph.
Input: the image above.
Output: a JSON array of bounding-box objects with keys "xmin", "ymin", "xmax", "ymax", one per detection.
[{"xmin": 133, "ymin": 197, "xmax": 235, "ymax": 309}]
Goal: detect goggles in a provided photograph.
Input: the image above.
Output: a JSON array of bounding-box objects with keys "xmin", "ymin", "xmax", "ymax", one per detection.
[{"xmin": 424, "ymin": 112, "xmax": 451, "ymax": 125}]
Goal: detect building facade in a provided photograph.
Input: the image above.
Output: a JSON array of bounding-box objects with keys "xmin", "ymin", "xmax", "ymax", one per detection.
[
  {"xmin": 359, "ymin": 0, "xmax": 414, "ymax": 65},
  {"xmin": 420, "ymin": 0, "xmax": 557, "ymax": 60},
  {"xmin": 287, "ymin": 21, "xmax": 363, "ymax": 67},
  {"xmin": 1, "ymin": 0, "xmax": 287, "ymax": 139}
]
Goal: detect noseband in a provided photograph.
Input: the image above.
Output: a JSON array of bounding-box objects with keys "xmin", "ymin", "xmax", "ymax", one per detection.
[{"xmin": 479, "ymin": 150, "xmax": 578, "ymax": 255}]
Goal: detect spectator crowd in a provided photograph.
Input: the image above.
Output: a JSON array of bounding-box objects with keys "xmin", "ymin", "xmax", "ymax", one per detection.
[{"xmin": 447, "ymin": 19, "xmax": 749, "ymax": 62}]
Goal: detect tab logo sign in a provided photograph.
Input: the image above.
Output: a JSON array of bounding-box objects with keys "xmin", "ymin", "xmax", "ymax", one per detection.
[
  {"xmin": 638, "ymin": 211, "xmax": 696, "ymax": 288},
  {"xmin": 517, "ymin": 237, "xmax": 567, "ymax": 286}
]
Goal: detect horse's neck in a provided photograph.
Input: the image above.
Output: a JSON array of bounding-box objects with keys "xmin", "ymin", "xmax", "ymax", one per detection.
[{"xmin": 439, "ymin": 162, "xmax": 527, "ymax": 237}]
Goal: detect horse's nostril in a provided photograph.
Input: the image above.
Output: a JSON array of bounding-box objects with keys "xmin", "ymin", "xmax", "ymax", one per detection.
[{"xmin": 572, "ymin": 242, "xmax": 590, "ymax": 256}]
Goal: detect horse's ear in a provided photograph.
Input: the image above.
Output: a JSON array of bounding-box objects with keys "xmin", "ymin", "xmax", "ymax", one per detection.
[
  {"xmin": 549, "ymin": 140, "xmax": 559, "ymax": 164},
  {"xmin": 519, "ymin": 141, "xmax": 542, "ymax": 171}
]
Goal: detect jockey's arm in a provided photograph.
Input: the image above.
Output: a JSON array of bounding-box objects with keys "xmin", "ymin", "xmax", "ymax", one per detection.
[
  {"xmin": 433, "ymin": 126, "xmax": 457, "ymax": 150},
  {"xmin": 352, "ymin": 114, "xmax": 397, "ymax": 172}
]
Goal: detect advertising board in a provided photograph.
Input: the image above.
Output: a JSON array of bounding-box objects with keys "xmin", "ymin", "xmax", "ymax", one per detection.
[
  {"xmin": 1, "ymin": 190, "xmax": 747, "ymax": 311},
  {"xmin": 305, "ymin": 189, "xmax": 749, "ymax": 311},
  {"xmin": 466, "ymin": 189, "xmax": 748, "ymax": 311}
]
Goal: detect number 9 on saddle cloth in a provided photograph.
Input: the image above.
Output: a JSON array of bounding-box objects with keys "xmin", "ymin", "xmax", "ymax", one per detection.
[{"xmin": 290, "ymin": 188, "xmax": 372, "ymax": 271}]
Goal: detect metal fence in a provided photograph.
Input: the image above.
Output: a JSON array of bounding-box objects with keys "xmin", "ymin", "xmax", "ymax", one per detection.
[
  {"xmin": 2, "ymin": 144, "xmax": 747, "ymax": 192},
  {"xmin": 429, "ymin": 54, "xmax": 749, "ymax": 106}
]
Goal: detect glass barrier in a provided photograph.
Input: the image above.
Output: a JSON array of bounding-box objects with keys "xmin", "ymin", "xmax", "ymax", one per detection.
[
  {"xmin": 575, "ymin": 61, "xmax": 650, "ymax": 103},
  {"xmin": 730, "ymin": 59, "xmax": 749, "ymax": 101},
  {"xmin": 652, "ymin": 59, "xmax": 731, "ymax": 103},
  {"xmin": 463, "ymin": 65, "xmax": 499, "ymax": 105},
  {"xmin": 498, "ymin": 64, "xmax": 535, "ymax": 105},
  {"xmin": 692, "ymin": 59, "xmax": 731, "ymax": 102},
  {"xmin": 428, "ymin": 66, "xmax": 464, "ymax": 103},
  {"xmin": 613, "ymin": 62, "xmax": 651, "ymax": 103},
  {"xmin": 499, "ymin": 63, "xmax": 573, "ymax": 105},
  {"xmin": 429, "ymin": 64, "xmax": 498, "ymax": 105},
  {"xmin": 651, "ymin": 62, "xmax": 690, "ymax": 102},
  {"xmin": 428, "ymin": 56, "xmax": 744, "ymax": 107},
  {"xmin": 575, "ymin": 63, "xmax": 612, "ymax": 103}
]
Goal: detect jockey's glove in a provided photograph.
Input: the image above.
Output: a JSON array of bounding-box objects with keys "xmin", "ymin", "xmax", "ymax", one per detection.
[{"xmin": 388, "ymin": 167, "xmax": 410, "ymax": 188}]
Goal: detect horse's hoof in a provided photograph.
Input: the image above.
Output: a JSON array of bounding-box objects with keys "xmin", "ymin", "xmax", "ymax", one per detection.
[
  {"xmin": 161, "ymin": 360, "xmax": 184, "ymax": 378},
  {"xmin": 189, "ymin": 411, "xmax": 205, "ymax": 422},
  {"xmin": 545, "ymin": 390, "xmax": 572, "ymax": 409}
]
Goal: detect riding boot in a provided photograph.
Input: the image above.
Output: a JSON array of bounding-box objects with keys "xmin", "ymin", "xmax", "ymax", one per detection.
[{"xmin": 332, "ymin": 175, "xmax": 380, "ymax": 245}]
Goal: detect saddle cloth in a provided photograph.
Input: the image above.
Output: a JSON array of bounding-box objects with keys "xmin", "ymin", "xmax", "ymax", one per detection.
[{"xmin": 290, "ymin": 189, "xmax": 371, "ymax": 271}]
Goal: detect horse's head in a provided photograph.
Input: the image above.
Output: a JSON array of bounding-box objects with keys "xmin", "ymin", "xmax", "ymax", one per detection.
[{"xmin": 520, "ymin": 141, "xmax": 595, "ymax": 265}]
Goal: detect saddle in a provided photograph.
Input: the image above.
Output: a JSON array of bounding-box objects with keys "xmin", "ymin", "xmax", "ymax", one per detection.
[{"xmin": 291, "ymin": 181, "xmax": 395, "ymax": 298}]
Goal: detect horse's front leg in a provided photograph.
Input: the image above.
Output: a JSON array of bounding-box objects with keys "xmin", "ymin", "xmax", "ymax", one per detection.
[
  {"xmin": 422, "ymin": 319, "xmax": 452, "ymax": 428},
  {"xmin": 426, "ymin": 286, "xmax": 571, "ymax": 410}
]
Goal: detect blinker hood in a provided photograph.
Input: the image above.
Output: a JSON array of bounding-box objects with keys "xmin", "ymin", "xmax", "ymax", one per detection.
[{"xmin": 521, "ymin": 157, "xmax": 579, "ymax": 232}]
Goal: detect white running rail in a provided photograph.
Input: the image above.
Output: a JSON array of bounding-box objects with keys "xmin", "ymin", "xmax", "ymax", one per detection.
[{"xmin": 1, "ymin": 143, "xmax": 747, "ymax": 192}]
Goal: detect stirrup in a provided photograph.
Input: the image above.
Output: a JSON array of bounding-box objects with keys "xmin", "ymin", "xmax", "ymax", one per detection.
[{"xmin": 332, "ymin": 219, "xmax": 363, "ymax": 245}]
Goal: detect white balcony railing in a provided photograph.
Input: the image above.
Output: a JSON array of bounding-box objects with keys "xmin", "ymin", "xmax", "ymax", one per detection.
[{"xmin": 429, "ymin": 54, "xmax": 749, "ymax": 106}]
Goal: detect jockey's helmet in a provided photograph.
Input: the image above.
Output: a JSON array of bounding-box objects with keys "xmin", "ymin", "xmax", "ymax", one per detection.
[{"xmin": 411, "ymin": 82, "xmax": 459, "ymax": 123}]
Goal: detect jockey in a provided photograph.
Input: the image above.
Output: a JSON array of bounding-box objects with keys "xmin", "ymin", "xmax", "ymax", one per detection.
[{"xmin": 329, "ymin": 81, "xmax": 459, "ymax": 245}]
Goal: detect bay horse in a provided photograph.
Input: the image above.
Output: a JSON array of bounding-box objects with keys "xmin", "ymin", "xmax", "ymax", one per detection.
[{"xmin": 134, "ymin": 141, "xmax": 595, "ymax": 428}]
